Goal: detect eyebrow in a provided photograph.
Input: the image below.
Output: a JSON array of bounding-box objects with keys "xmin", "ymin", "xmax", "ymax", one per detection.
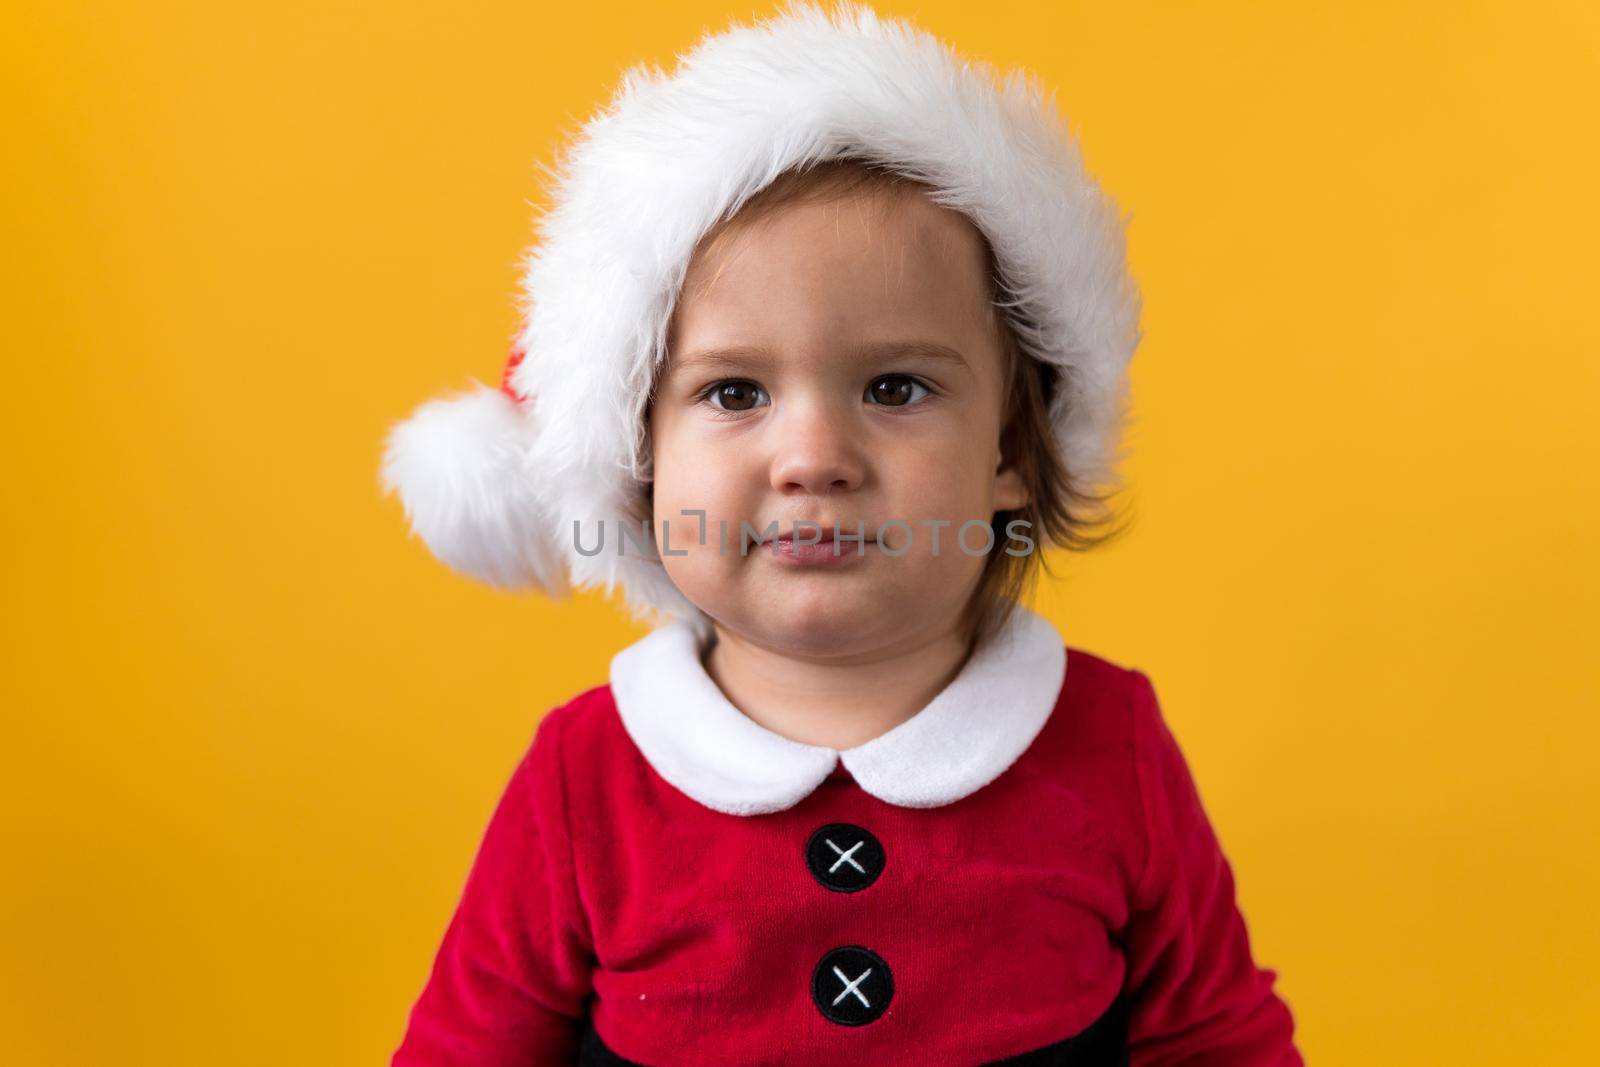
[{"xmin": 672, "ymin": 340, "xmax": 971, "ymax": 374}]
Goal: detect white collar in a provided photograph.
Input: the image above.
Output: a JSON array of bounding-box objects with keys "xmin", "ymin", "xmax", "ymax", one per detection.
[{"xmin": 608, "ymin": 606, "xmax": 1067, "ymax": 816}]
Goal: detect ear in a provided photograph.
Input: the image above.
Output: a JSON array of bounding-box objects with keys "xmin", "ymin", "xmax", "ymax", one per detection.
[
  {"xmin": 994, "ymin": 463, "xmax": 1029, "ymax": 511},
  {"xmin": 993, "ymin": 421, "xmax": 1031, "ymax": 512}
]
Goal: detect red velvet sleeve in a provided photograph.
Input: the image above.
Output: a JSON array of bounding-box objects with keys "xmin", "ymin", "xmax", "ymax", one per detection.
[
  {"xmin": 1123, "ymin": 670, "xmax": 1305, "ymax": 1066},
  {"xmin": 392, "ymin": 708, "xmax": 594, "ymax": 1065}
]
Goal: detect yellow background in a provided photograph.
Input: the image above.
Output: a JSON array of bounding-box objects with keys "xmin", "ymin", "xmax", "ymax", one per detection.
[{"xmin": 5, "ymin": 1, "xmax": 1597, "ymax": 1062}]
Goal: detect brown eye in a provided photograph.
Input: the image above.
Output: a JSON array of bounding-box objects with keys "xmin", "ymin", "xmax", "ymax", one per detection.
[
  {"xmin": 708, "ymin": 381, "xmax": 767, "ymax": 412},
  {"xmin": 867, "ymin": 375, "xmax": 930, "ymax": 407}
]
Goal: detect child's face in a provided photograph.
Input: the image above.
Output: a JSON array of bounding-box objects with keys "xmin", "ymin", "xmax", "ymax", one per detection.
[{"xmin": 649, "ymin": 187, "xmax": 1027, "ymax": 655}]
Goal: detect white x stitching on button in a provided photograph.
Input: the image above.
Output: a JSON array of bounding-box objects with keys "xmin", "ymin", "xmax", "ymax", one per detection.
[
  {"xmin": 825, "ymin": 838, "xmax": 865, "ymax": 874},
  {"xmin": 831, "ymin": 965, "xmax": 873, "ymax": 1007}
]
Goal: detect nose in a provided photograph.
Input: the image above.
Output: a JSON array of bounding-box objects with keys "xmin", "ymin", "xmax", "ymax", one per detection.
[{"xmin": 768, "ymin": 396, "xmax": 866, "ymax": 497}]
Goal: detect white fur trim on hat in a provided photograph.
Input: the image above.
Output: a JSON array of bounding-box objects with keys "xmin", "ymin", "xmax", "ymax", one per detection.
[
  {"xmin": 380, "ymin": 0, "xmax": 1142, "ymax": 634},
  {"xmin": 379, "ymin": 380, "xmax": 567, "ymax": 594}
]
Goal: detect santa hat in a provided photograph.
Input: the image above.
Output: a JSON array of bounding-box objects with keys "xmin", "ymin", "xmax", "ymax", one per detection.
[{"xmin": 379, "ymin": 0, "xmax": 1142, "ymax": 635}]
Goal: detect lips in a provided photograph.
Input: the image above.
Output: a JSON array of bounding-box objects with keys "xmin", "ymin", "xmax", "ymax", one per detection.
[
  {"xmin": 766, "ymin": 526, "xmax": 876, "ymax": 545},
  {"xmin": 762, "ymin": 522, "xmax": 878, "ymax": 566}
]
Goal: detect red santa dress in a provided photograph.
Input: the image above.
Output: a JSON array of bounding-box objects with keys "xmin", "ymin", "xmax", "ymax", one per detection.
[{"xmin": 391, "ymin": 606, "xmax": 1304, "ymax": 1065}]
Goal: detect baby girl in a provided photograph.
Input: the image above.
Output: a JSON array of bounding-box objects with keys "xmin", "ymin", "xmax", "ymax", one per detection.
[{"xmin": 381, "ymin": 4, "xmax": 1303, "ymax": 1064}]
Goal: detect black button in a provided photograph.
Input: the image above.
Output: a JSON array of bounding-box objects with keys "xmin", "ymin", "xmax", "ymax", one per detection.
[
  {"xmin": 804, "ymin": 823, "xmax": 885, "ymax": 892},
  {"xmin": 811, "ymin": 945, "xmax": 893, "ymax": 1026}
]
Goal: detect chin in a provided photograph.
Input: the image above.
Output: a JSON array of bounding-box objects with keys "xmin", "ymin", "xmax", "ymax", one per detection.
[{"xmin": 738, "ymin": 584, "xmax": 908, "ymax": 656}]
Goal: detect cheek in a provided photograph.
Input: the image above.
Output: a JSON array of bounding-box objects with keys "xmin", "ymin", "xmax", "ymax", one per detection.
[
  {"xmin": 654, "ymin": 434, "xmax": 754, "ymax": 522},
  {"xmin": 651, "ymin": 425, "xmax": 763, "ymax": 585},
  {"xmin": 886, "ymin": 428, "xmax": 1001, "ymax": 516},
  {"xmin": 652, "ymin": 413, "xmax": 713, "ymax": 511}
]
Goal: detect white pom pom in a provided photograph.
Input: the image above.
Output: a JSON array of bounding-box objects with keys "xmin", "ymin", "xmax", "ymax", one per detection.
[{"xmin": 379, "ymin": 381, "xmax": 566, "ymax": 594}]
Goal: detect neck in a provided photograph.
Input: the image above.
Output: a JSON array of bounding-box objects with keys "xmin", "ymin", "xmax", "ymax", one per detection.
[{"xmin": 702, "ymin": 617, "xmax": 977, "ymax": 751}]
